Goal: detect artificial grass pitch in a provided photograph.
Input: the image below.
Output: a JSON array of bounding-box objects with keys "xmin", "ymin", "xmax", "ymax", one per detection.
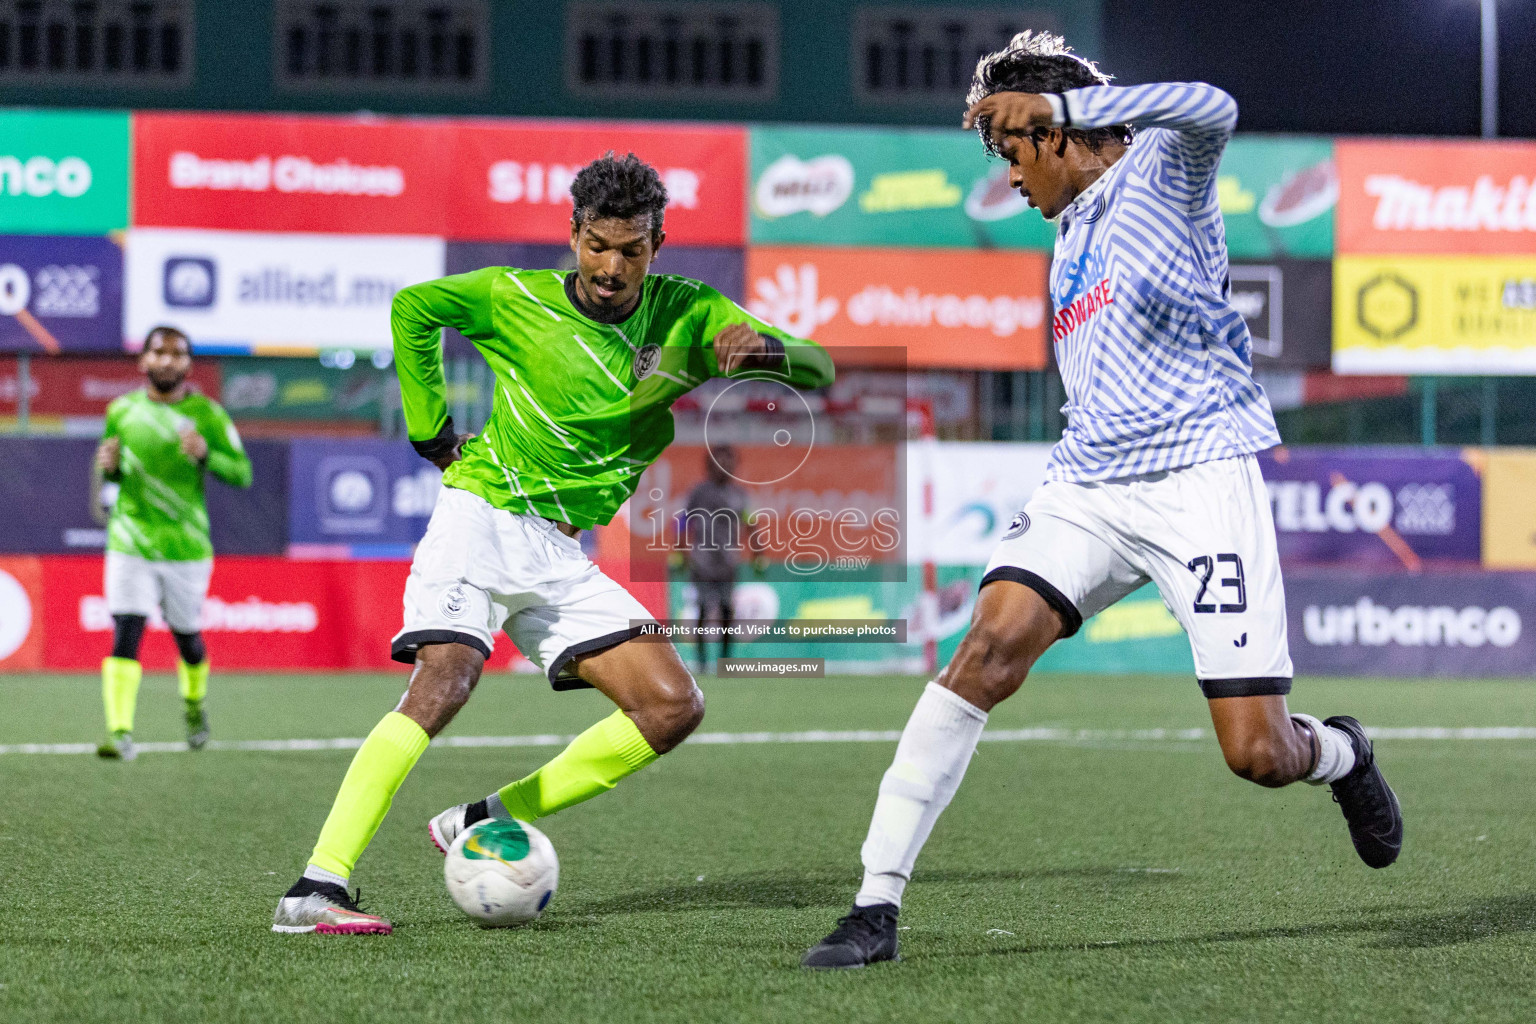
[{"xmin": 2, "ymin": 671, "xmax": 1534, "ymax": 1023}]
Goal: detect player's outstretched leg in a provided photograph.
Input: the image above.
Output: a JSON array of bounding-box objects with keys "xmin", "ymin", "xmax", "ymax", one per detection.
[
  {"xmin": 429, "ymin": 638, "xmax": 702, "ymax": 853},
  {"xmin": 804, "ymin": 582, "xmax": 1059, "ymax": 968},
  {"xmin": 1209, "ymin": 697, "xmax": 1402, "ymax": 868},
  {"xmin": 174, "ymin": 631, "xmax": 211, "ymax": 750},
  {"xmin": 97, "ymin": 614, "xmax": 146, "ymax": 761},
  {"xmin": 274, "ymin": 642, "xmax": 483, "ymax": 935}
]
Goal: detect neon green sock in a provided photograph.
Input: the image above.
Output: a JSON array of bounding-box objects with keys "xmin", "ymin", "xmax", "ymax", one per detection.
[
  {"xmin": 309, "ymin": 712, "xmax": 430, "ymax": 880},
  {"xmin": 101, "ymin": 657, "xmax": 142, "ymax": 735},
  {"xmin": 496, "ymin": 710, "xmax": 659, "ymax": 821},
  {"xmin": 177, "ymin": 659, "xmax": 210, "ymax": 703}
]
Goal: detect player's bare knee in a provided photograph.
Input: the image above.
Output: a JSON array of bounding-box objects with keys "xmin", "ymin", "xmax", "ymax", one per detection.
[
  {"xmin": 633, "ymin": 677, "xmax": 704, "ymax": 754},
  {"xmin": 941, "ymin": 623, "xmax": 1038, "ymax": 710},
  {"xmin": 399, "ymin": 643, "xmax": 484, "ymax": 735}
]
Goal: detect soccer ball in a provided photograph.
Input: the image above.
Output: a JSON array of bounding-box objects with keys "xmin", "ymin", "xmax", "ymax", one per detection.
[{"xmin": 443, "ymin": 818, "xmax": 559, "ymax": 927}]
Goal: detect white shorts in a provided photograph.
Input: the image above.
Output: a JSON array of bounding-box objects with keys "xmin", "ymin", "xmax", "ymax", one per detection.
[
  {"xmin": 392, "ymin": 487, "xmax": 656, "ymax": 690},
  {"xmin": 104, "ymin": 550, "xmax": 213, "ymax": 635},
  {"xmin": 984, "ymin": 455, "xmax": 1294, "ymax": 697}
]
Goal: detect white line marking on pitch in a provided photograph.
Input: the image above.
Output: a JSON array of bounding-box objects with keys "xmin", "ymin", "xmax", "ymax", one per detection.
[{"xmin": 2, "ymin": 726, "xmax": 1534, "ymax": 756}]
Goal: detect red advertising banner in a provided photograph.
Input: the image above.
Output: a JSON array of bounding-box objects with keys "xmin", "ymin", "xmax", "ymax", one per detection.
[
  {"xmin": 0, "ymin": 357, "xmax": 220, "ymax": 418},
  {"xmin": 18, "ymin": 554, "xmax": 661, "ymax": 672},
  {"xmin": 132, "ymin": 112, "xmax": 453, "ymax": 235},
  {"xmin": 447, "ymin": 122, "xmax": 747, "ymax": 245},
  {"xmin": 0, "ymin": 556, "xmax": 44, "ymax": 670},
  {"xmin": 36, "ymin": 556, "xmax": 410, "ymax": 670},
  {"xmin": 1336, "ymin": 139, "xmax": 1536, "ymax": 254},
  {"xmin": 745, "ymin": 246, "xmax": 1048, "ymax": 369}
]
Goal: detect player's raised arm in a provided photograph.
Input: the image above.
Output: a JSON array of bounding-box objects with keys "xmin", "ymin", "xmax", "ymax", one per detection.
[
  {"xmin": 1057, "ymin": 81, "xmax": 1236, "ymax": 143},
  {"xmin": 202, "ymin": 403, "xmax": 252, "ymax": 489},
  {"xmin": 695, "ymin": 285, "xmax": 834, "ymax": 389},
  {"xmin": 391, "ymin": 267, "xmax": 499, "ymax": 466}
]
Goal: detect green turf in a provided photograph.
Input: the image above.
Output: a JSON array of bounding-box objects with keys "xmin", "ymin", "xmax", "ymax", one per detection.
[{"xmin": 2, "ymin": 671, "xmax": 1534, "ymax": 1023}]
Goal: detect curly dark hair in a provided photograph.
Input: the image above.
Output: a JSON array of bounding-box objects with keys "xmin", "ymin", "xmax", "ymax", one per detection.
[
  {"xmin": 570, "ymin": 152, "xmax": 669, "ymax": 237},
  {"xmin": 967, "ymin": 31, "xmax": 1133, "ymax": 159}
]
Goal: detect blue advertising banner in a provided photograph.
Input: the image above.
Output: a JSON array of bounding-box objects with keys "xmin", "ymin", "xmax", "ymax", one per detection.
[
  {"xmin": 287, "ymin": 438, "xmax": 440, "ymax": 557},
  {"xmin": 442, "ymin": 243, "xmax": 745, "ymax": 356},
  {"xmin": 1288, "ymin": 569, "xmax": 1536, "ymax": 677},
  {"xmin": 1259, "ymin": 448, "xmax": 1482, "ymax": 568},
  {"xmin": 0, "ymin": 235, "xmax": 123, "ymax": 353},
  {"xmin": 0, "ymin": 437, "xmax": 287, "ymax": 555}
]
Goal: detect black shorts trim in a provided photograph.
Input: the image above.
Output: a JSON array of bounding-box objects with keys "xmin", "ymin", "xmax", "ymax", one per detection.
[
  {"xmin": 979, "ymin": 566, "xmax": 1084, "ymax": 638},
  {"xmin": 546, "ymin": 625, "xmax": 652, "ymax": 691},
  {"xmin": 1200, "ymin": 676, "xmax": 1293, "ymax": 699},
  {"xmin": 390, "ymin": 629, "xmax": 491, "ymax": 665}
]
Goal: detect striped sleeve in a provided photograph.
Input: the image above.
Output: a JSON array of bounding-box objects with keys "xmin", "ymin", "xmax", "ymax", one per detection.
[{"xmin": 1063, "ymin": 82, "xmax": 1237, "ymax": 202}]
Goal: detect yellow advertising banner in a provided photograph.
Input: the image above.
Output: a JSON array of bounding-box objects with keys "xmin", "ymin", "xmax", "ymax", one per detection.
[
  {"xmin": 1482, "ymin": 450, "xmax": 1536, "ymax": 569},
  {"xmin": 1333, "ymin": 255, "xmax": 1536, "ymax": 374}
]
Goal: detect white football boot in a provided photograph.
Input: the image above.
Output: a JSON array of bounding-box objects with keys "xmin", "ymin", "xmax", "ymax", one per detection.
[
  {"xmin": 272, "ymin": 879, "xmax": 392, "ymax": 935},
  {"xmin": 428, "ymin": 803, "xmax": 479, "ymax": 855}
]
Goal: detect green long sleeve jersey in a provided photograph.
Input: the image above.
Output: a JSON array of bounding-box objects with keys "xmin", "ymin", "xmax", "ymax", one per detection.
[
  {"xmin": 392, "ymin": 267, "xmax": 835, "ymax": 529},
  {"xmin": 102, "ymin": 389, "xmax": 253, "ymax": 561}
]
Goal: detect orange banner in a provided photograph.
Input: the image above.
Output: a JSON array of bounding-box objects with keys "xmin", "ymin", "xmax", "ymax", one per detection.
[
  {"xmin": 745, "ymin": 246, "xmax": 1048, "ymax": 369},
  {"xmin": 1337, "ymin": 139, "xmax": 1536, "ymax": 254}
]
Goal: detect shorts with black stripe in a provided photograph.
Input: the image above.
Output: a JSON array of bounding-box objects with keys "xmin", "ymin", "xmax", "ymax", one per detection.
[{"xmin": 982, "ymin": 455, "xmax": 1293, "ymax": 692}]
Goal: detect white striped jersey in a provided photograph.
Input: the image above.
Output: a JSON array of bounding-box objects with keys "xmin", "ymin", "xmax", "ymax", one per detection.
[{"xmin": 1043, "ymin": 81, "xmax": 1281, "ymax": 483}]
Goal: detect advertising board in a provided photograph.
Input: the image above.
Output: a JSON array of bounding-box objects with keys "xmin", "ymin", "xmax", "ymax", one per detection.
[
  {"xmin": 32, "ymin": 556, "xmax": 415, "ymax": 671},
  {"xmin": 1336, "ymin": 138, "xmax": 1536, "ymax": 255},
  {"xmin": 745, "ymin": 246, "xmax": 1048, "ymax": 369},
  {"xmin": 448, "ymin": 122, "xmax": 746, "ymax": 245},
  {"xmin": 1287, "ymin": 568, "xmax": 1536, "ymax": 677},
  {"xmin": 1333, "ymin": 254, "xmax": 1536, "ymax": 374},
  {"xmin": 669, "ymin": 574, "xmax": 1195, "ymax": 674},
  {"xmin": 0, "ymin": 110, "xmax": 129, "ymax": 235},
  {"xmin": 0, "ymin": 437, "xmax": 287, "ymax": 556},
  {"xmin": 287, "ymin": 438, "xmax": 441, "ymax": 556},
  {"xmin": 1481, "ymin": 450, "xmax": 1536, "ymax": 570},
  {"xmin": 220, "ymin": 358, "xmax": 394, "ymax": 422},
  {"xmin": 0, "ymin": 235, "xmax": 123, "ymax": 353},
  {"xmin": 1259, "ymin": 447, "xmax": 1481, "ymax": 568},
  {"xmin": 750, "ymin": 125, "xmax": 1055, "ymax": 250},
  {"xmin": 125, "ymin": 229, "xmax": 444, "ymax": 354},
  {"xmin": 133, "ymin": 112, "xmax": 452, "ymax": 235},
  {"xmin": 1215, "ymin": 137, "xmax": 1336, "ymax": 259},
  {"xmin": 0, "ymin": 556, "xmax": 44, "ymax": 670},
  {"xmin": 0, "ymin": 356, "xmax": 220, "ymax": 418},
  {"xmin": 1230, "ymin": 260, "xmax": 1333, "ymax": 369}
]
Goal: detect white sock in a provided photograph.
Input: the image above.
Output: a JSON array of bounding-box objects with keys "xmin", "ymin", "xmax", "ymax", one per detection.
[
  {"xmin": 1293, "ymin": 714, "xmax": 1357, "ymax": 784},
  {"xmin": 484, "ymin": 792, "xmax": 514, "ymax": 820},
  {"xmin": 303, "ymin": 864, "xmax": 348, "ymax": 887},
  {"xmin": 854, "ymin": 682, "xmax": 988, "ymax": 908}
]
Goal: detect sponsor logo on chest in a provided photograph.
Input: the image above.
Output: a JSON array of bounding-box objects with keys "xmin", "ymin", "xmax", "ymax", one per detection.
[{"xmin": 1051, "ymin": 278, "xmax": 1114, "ymax": 342}]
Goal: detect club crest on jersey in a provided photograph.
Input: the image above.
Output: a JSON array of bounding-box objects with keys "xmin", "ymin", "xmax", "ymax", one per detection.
[
  {"xmin": 439, "ymin": 584, "xmax": 470, "ymax": 619},
  {"xmin": 633, "ymin": 344, "xmax": 661, "ymax": 380},
  {"xmin": 1003, "ymin": 512, "xmax": 1031, "ymax": 540}
]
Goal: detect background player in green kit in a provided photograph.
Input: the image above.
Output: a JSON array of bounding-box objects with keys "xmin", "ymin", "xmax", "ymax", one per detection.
[
  {"xmin": 274, "ymin": 153, "xmax": 834, "ymax": 934},
  {"xmin": 93, "ymin": 326, "xmax": 253, "ymax": 761}
]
